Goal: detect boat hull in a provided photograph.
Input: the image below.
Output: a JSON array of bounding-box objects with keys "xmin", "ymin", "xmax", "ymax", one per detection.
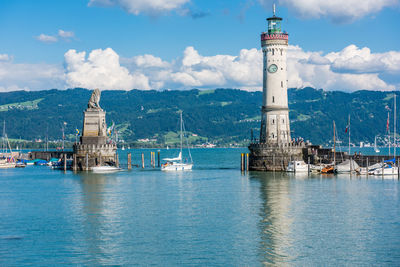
[
  {"xmin": 161, "ymin": 163, "xmax": 193, "ymax": 171},
  {"xmin": 92, "ymin": 166, "xmax": 122, "ymax": 173}
]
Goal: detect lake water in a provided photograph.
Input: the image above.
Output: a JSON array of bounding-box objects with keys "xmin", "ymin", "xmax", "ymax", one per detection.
[{"xmin": 1, "ymin": 148, "xmax": 399, "ymax": 265}]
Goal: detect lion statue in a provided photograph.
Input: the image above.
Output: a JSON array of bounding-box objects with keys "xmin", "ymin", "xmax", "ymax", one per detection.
[{"xmin": 88, "ymin": 88, "xmax": 101, "ymax": 109}]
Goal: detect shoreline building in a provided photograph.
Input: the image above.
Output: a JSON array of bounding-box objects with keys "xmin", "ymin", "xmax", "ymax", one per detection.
[{"xmin": 248, "ymin": 6, "xmax": 304, "ymax": 171}]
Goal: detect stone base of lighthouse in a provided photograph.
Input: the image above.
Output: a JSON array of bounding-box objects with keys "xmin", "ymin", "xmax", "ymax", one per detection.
[{"xmin": 248, "ymin": 143, "xmax": 305, "ymax": 171}]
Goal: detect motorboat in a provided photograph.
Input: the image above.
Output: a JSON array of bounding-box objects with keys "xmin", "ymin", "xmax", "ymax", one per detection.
[
  {"xmin": 287, "ymin": 160, "xmax": 308, "ymax": 172},
  {"xmin": 373, "ymin": 160, "xmax": 398, "ymax": 176},
  {"xmin": 92, "ymin": 165, "xmax": 122, "ymax": 173}
]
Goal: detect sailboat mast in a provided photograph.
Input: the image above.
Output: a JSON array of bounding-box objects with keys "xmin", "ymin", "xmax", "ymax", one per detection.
[
  {"xmin": 348, "ymin": 114, "xmax": 351, "ymax": 155},
  {"xmin": 388, "ymin": 111, "xmax": 391, "ymax": 157},
  {"xmin": 394, "ymin": 93, "xmax": 396, "ymax": 159},
  {"xmin": 1, "ymin": 120, "xmax": 5, "ymax": 153},
  {"xmin": 180, "ymin": 111, "xmax": 183, "ymax": 163},
  {"xmin": 333, "ymin": 120, "xmax": 336, "ymax": 165}
]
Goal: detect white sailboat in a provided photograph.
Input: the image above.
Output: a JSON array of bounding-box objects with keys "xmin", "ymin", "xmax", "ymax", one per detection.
[
  {"xmin": 0, "ymin": 121, "xmax": 16, "ymax": 169},
  {"xmin": 161, "ymin": 112, "xmax": 193, "ymax": 171}
]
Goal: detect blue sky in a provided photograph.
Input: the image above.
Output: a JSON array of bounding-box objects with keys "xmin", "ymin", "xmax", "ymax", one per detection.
[{"xmin": 0, "ymin": 0, "xmax": 399, "ymax": 92}]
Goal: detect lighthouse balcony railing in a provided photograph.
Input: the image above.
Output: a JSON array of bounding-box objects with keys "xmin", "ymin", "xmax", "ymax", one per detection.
[{"xmin": 261, "ymin": 32, "xmax": 288, "ymax": 41}]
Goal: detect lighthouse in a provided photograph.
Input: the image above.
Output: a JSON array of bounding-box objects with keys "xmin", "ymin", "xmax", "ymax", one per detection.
[
  {"xmin": 259, "ymin": 5, "xmax": 291, "ymax": 145},
  {"xmin": 248, "ymin": 5, "xmax": 304, "ymax": 171}
]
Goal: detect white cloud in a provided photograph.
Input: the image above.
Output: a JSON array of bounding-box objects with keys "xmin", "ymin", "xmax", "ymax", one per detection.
[
  {"xmin": 124, "ymin": 54, "xmax": 170, "ymax": 68},
  {"xmin": 0, "ymin": 54, "xmax": 10, "ymax": 61},
  {"xmin": 35, "ymin": 30, "xmax": 75, "ymax": 43},
  {"xmin": 287, "ymin": 45, "xmax": 397, "ymax": 91},
  {"xmin": 36, "ymin": 34, "xmax": 58, "ymax": 43},
  {"xmin": 58, "ymin": 29, "xmax": 75, "ymax": 38},
  {"xmin": 0, "ymin": 61, "xmax": 65, "ymax": 91},
  {"xmin": 326, "ymin": 44, "xmax": 400, "ymax": 74},
  {"xmin": 259, "ymin": 0, "xmax": 399, "ymax": 22},
  {"xmin": 64, "ymin": 48, "xmax": 150, "ymax": 90},
  {"xmin": 88, "ymin": 0, "xmax": 190, "ymax": 15}
]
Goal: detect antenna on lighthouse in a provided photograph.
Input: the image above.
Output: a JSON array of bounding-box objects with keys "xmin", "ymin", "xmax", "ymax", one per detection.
[{"xmin": 273, "ymin": 3, "xmax": 276, "ymax": 16}]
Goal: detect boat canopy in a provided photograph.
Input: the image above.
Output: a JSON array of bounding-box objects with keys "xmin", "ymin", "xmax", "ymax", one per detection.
[{"xmin": 384, "ymin": 158, "xmax": 395, "ymax": 163}]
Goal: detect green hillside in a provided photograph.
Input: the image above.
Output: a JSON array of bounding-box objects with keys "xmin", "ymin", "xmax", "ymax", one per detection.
[{"xmin": 0, "ymin": 87, "xmax": 398, "ymax": 146}]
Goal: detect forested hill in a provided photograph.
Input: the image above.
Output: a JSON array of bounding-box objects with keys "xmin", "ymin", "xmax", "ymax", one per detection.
[{"xmin": 0, "ymin": 87, "xmax": 398, "ymax": 146}]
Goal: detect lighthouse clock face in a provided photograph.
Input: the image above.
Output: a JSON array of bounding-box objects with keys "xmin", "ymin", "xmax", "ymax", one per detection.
[{"xmin": 268, "ymin": 64, "xmax": 278, "ymax": 73}]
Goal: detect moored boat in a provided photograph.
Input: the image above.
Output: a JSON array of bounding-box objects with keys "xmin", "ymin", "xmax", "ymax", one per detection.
[
  {"xmin": 92, "ymin": 165, "xmax": 122, "ymax": 173},
  {"xmin": 335, "ymin": 159, "xmax": 359, "ymax": 173},
  {"xmin": 161, "ymin": 112, "xmax": 193, "ymax": 171},
  {"xmin": 287, "ymin": 160, "xmax": 308, "ymax": 172}
]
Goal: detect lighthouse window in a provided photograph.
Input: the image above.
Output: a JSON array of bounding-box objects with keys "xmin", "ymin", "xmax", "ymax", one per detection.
[
  {"xmin": 272, "ymin": 96, "xmax": 275, "ymax": 103},
  {"xmin": 272, "ymin": 119, "xmax": 275, "ymax": 124},
  {"xmin": 280, "ymin": 50, "xmax": 282, "ymax": 55},
  {"xmin": 281, "ymin": 81, "xmax": 283, "ymax": 87},
  {"xmin": 272, "ymin": 49, "xmax": 274, "ymax": 55}
]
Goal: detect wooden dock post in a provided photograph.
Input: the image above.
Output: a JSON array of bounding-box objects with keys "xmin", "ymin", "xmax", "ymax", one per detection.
[
  {"xmin": 142, "ymin": 153, "xmax": 145, "ymax": 168},
  {"xmin": 86, "ymin": 153, "xmax": 88, "ymax": 171},
  {"xmin": 127, "ymin": 153, "xmax": 131, "ymax": 170},
  {"xmin": 116, "ymin": 153, "xmax": 119, "ymax": 168},
  {"xmin": 241, "ymin": 153, "xmax": 244, "ymax": 171},
  {"xmin": 246, "ymin": 153, "xmax": 249, "ymax": 172},
  {"xmin": 366, "ymin": 157, "xmax": 369, "ymax": 177},
  {"xmin": 308, "ymin": 156, "xmax": 310, "ymax": 175},
  {"xmin": 64, "ymin": 153, "xmax": 67, "ymax": 171},
  {"xmin": 158, "ymin": 151, "xmax": 160, "ymax": 167},
  {"xmin": 73, "ymin": 154, "xmax": 77, "ymax": 171}
]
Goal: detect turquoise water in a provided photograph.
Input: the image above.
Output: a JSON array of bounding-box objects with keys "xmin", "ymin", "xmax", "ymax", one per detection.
[{"xmin": 1, "ymin": 148, "xmax": 399, "ymax": 265}]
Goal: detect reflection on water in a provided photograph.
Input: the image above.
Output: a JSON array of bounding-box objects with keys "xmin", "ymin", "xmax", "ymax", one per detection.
[
  {"xmin": 250, "ymin": 171, "xmax": 400, "ymax": 265},
  {"xmin": 75, "ymin": 172, "xmax": 119, "ymax": 265},
  {"xmin": 250, "ymin": 172, "xmax": 294, "ymax": 265}
]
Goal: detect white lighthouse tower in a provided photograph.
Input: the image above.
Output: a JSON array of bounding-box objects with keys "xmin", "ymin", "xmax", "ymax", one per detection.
[{"xmin": 259, "ymin": 5, "xmax": 291, "ymax": 146}]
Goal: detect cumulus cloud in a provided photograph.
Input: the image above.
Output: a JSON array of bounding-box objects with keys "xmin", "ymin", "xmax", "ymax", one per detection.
[
  {"xmin": 258, "ymin": 0, "xmax": 399, "ymax": 22},
  {"xmin": 326, "ymin": 45, "xmax": 400, "ymax": 74},
  {"xmin": 88, "ymin": 0, "xmax": 190, "ymax": 15},
  {"xmin": 64, "ymin": 48, "xmax": 150, "ymax": 90},
  {"xmin": 36, "ymin": 34, "xmax": 58, "ymax": 43},
  {"xmin": 287, "ymin": 45, "xmax": 397, "ymax": 91}
]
